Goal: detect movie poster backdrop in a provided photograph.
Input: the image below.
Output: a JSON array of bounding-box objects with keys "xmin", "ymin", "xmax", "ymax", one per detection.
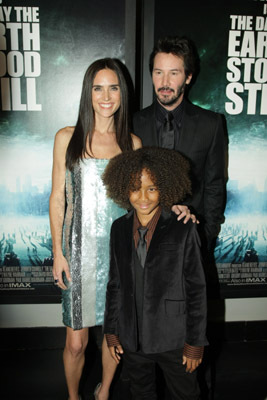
[
  {"xmin": 155, "ymin": 0, "xmax": 267, "ymax": 297},
  {"xmin": 0, "ymin": 0, "xmax": 127, "ymax": 303},
  {"xmin": 1, "ymin": 0, "xmax": 266, "ymax": 302}
]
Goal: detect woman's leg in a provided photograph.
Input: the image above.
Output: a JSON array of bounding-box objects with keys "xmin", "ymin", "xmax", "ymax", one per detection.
[
  {"xmin": 96, "ymin": 335, "xmax": 118, "ymax": 400},
  {"xmin": 63, "ymin": 326, "xmax": 88, "ymax": 400}
]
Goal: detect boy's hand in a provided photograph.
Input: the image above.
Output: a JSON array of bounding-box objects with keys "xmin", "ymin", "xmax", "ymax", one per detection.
[
  {"xmin": 182, "ymin": 355, "xmax": 202, "ymax": 373},
  {"xmin": 109, "ymin": 344, "xmax": 124, "ymax": 364},
  {"xmin": 171, "ymin": 205, "xmax": 199, "ymax": 224}
]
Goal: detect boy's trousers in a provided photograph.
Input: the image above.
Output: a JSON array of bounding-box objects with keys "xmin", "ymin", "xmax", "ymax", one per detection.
[{"xmin": 123, "ymin": 347, "xmax": 200, "ymax": 400}]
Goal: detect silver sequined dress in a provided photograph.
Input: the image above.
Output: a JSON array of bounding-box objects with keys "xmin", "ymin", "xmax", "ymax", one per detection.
[{"xmin": 62, "ymin": 158, "xmax": 125, "ymax": 330}]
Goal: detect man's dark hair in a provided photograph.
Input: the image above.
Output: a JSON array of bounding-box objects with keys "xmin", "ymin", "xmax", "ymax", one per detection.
[
  {"xmin": 102, "ymin": 147, "xmax": 192, "ymax": 210},
  {"xmin": 149, "ymin": 36, "xmax": 198, "ymax": 78}
]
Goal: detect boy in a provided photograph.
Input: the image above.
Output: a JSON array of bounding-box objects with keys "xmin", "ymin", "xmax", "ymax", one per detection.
[{"xmin": 102, "ymin": 147, "xmax": 208, "ymax": 400}]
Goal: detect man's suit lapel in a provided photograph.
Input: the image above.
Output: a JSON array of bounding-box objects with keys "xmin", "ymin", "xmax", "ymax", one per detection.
[
  {"xmin": 142, "ymin": 103, "xmax": 159, "ymax": 146},
  {"xmin": 178, "ymin": 100, "xmax": 199, "ymax": 153}
]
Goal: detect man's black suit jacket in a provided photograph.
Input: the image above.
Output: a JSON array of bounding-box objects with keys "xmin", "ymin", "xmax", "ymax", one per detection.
[
  {"xmin": 104, "ymin": 209, "xmax": 208, "ymax": 354},
  {"xmin": 133, "ymin": 100, "xmax": 226, "ymax": 245}
]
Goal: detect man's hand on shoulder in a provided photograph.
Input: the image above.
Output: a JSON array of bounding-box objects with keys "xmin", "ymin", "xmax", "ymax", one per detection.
[{"xmin": 171, "ymin": 205, "xmax": 199, "ymax": 224}]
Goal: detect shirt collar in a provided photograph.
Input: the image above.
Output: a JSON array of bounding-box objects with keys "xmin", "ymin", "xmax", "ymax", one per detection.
[
  {"xmin": 156, "ymin": 98, "xmax": 185, "ymax": 124},
  {"xmin": 133, "ymin": 206, "xmax": 161, "ymax": 229},
  {"xmin": 133, "ymin": 206, "xmax": 162, "ymax": 250}
]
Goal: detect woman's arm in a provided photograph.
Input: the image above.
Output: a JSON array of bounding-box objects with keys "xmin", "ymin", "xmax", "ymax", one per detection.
[{"xmin": 49, "ymin": 127, "xmax": 73, "ymax": 290}]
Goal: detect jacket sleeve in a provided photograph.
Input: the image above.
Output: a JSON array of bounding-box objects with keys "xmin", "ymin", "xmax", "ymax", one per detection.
[
  {"xmin": 203, "ymin": 113, "xmax": 226, "ymax": 243},
  {"xmin": 183, "ymin": 223, "xmax": 208, "ymax": 347},
  {"xmin": 103, "ymin": 223, "xmax": 121, "ymax": 335}
]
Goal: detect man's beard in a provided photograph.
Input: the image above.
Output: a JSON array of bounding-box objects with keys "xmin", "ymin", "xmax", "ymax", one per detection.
[{"xmin": 156, "ymin": 81, "xmax": 186, "ymax": 107}]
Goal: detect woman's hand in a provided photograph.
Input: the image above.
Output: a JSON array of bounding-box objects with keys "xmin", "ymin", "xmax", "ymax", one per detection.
[{"xmin": 53, "ymin": 254, "xmax": 71, "ymax": 290}]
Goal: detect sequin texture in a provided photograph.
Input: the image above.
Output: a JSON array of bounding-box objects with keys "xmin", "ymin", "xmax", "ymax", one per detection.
[{"xmin": 62, "ymin": 158, "xmax": 125, "ymax": 330}]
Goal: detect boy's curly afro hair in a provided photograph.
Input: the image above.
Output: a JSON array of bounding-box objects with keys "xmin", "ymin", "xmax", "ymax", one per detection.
[{"xmin": 102, "ymin": 147, "xmax": 192, "ymax": 210}]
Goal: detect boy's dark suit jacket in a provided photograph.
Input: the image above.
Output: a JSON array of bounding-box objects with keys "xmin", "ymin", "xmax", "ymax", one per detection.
[
  {"xmin": 133, "ymin": 100, "xmax": 226, "ymax": 244},
  {"xmin": 104, "ymin": 209, "xmax": 208, "ymax": 354}
]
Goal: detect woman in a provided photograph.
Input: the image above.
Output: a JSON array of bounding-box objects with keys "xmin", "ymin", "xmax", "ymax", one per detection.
[{"xmin": 49, "ymin": 58, "xmax": 141, "ymax": 400}]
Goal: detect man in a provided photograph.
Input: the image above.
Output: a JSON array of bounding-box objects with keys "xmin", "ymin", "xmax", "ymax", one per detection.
[{"xmin": 133, "ymin": 36, "xmax": 226, "ymax": 263}]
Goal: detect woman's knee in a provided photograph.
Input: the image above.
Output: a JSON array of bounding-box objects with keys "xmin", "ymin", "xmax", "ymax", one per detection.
[{"xmin": 65, "ymin": 328, "xmax": 88, "ymax": 357}]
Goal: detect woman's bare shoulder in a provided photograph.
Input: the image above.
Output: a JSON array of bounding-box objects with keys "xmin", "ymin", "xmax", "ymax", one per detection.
[
  {"xmin": 54, "ymin": 126, "xmax": 75, "ymax": 146},
  {"xmin": 131, "ymin": 133, "xmax": 142, "ymax": 150},
  {"xmin": 55, "ymin": 126, "xmax": 75, "ymax": 140}
]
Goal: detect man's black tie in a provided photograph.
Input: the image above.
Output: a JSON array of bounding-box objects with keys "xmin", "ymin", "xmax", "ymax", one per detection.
[
  {"xmin": 161, "ymin": 112, "xmax": 174, "ymax": 149},
  {"xmin": 137, "ymin": 227, "xmax": 148, "ymax": 268}
]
